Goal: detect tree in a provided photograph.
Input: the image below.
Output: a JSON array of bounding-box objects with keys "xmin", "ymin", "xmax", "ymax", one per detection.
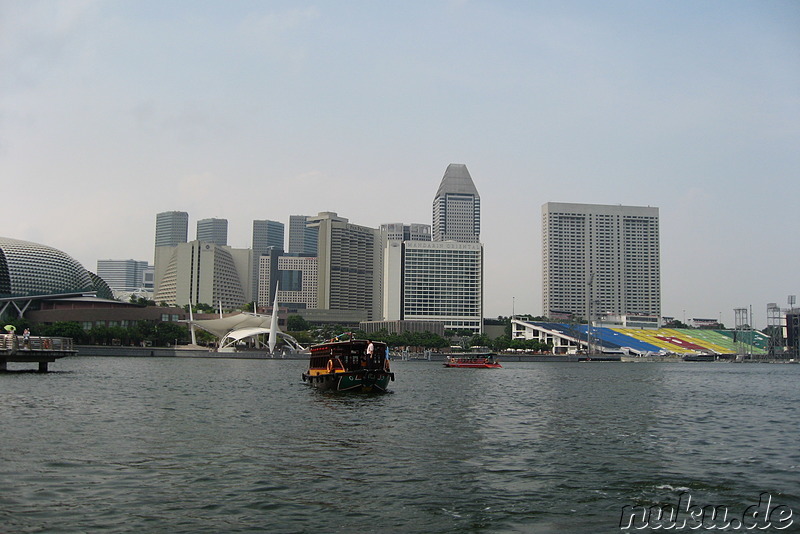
[
  {"xmin": 38, "ymin": 321, "xmax": 87, "ymax": 343},
  {"xmin": 88, "ymin": 324, "xmax": 111, "ymax": 345},
  {"xmin": 153, "ymin": 322, "xmax": 188, "ymax": 346},
  {"xmin": 287, "ymin": 315, "xmax": 311, "ymax": 331}
]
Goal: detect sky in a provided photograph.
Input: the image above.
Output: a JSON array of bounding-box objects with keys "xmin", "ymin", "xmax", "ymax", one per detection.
[{"xmin": 1, "ymin": 0, "xmax": 798, "ymax": 328}]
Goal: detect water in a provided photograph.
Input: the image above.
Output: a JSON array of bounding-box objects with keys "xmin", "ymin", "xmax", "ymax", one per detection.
[{"xmin": 1, "ymin": 357, "xmax": 798, "ymax": 533}]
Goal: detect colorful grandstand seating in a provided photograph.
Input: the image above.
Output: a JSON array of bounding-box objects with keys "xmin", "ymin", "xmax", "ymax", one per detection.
[{"xmin": 522, "ymin": 322, "xmax": 768, "ymax": 356}]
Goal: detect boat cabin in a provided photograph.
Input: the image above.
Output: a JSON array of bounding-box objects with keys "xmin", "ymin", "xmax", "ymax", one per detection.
[{"xmin": 309, "ymin": 339, "xmax": 389, "ymax": 375}]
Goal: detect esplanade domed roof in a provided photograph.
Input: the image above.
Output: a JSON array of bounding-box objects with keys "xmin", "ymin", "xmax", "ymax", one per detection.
[{"xmin": 0, "ymin": 237, "xmax": 99, "ymax": 298}]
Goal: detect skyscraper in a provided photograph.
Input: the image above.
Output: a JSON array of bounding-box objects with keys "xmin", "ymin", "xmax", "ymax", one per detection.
[
  {"xmin": 306, "ymin": 212, "xmax": 382, "ymax": 320},
  {"xmin": 252, "ymin": 219, "xmax": 285, "ymax": 303},
  {"xmin": 154, "ymin": 211, "xmax": 189, "ymax": 297},
  {"xmin": 383, "ymin": 241, "xmax": 483, "ymax": 334},
  {"xmin": 381, "ymin": 166, "xmax": 484, "ymax": 334},
  {"xmin": 542, "ymin": 202, "xmax": 661, "ymax": 321},
  {"xmin": 288, "ymin": 215, "xmax": 318, "ymax": 255},
  {"xmin": 252, "ymin": 220, "xmax": 284, "ymax": 251},
  {"xmin": 196, "ymin": 218, "xmax": 228, "ymax": 246},
  {"xmin": 153, "ymin": 241, "xmax": 251, "ymax": 310},
  {"xmin": 432, "ymin": 163, "xmax": 480, "ymax": 243},
  {"xmin": 96, "ymin": 259, "xmax": 151, "ymax": 292},
  {"xmin": 155, "ymin": 211, "xmax": 188, "ymax": 247}
]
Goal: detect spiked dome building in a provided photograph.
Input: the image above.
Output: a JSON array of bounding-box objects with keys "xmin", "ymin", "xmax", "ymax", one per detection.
[{"xmin": 0, "ymin": 237, "xmax": 113, "ymax": 318}]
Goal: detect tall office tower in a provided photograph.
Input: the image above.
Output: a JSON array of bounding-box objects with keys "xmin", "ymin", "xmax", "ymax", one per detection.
[
  {"xmin": 153, "ymin": 241, "xmax": 251, "ymax": 310},
  {"xmin": 252, "ymin": 219, "xmax": 285, "ymax": 302},
  {"xmin": 154, "ymin": 211, "xmax": 189, "ymax": 296},
  {"xmin": 380, "ymin": 223, "xmax": 432, "ymax": 242},
  {"xmin": 96, "ymin": 259, "xmax": 150, "ymax": 292},
  {"xmin": 196, "ymin": 218, "xmax": 228, "ymax": 246},
  {"xmin": 306, "ymin": 212, "xmax": 382, "ymax": 320},
  {"xmin": 432, "ymin": 163, "xmax": 480, "ymax": 243},
  {"xmin": 155, "ymin": 211, "xmax": 189, "ymax": 247},
  {"xmin": 288, "ymin": 215, "xmax": 318, "ymax": 255},
  {"xmin": 253, "ymin": 220, "xmax": 285, "ymax": 251},
  {"xmin": 542, "ymin": 202, "xmax": 661, "ymax": 321},
  {"xmin": 383, "ymin": 241, "xmax": 483, "ymax": 334}
]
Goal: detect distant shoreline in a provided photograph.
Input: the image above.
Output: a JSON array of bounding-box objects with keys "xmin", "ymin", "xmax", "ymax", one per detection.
[{"xmin": 74, "ymin": 345, "xmax": 795, "ymax": 364}]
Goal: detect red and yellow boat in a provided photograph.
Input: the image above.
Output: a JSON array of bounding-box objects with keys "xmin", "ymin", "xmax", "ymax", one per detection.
[{"xmin": 443, "ymin": 353, "xmax": 502, "ymax": 368}]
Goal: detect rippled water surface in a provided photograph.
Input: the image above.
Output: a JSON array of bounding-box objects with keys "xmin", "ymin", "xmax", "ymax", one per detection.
[{"xmin": 1, "ymin": 357, "xmax": 798, "ymax": 532}]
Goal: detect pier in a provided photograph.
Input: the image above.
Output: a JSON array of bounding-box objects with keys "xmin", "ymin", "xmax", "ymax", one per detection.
[{"xmin": 0, "ymin": 335, "xmax": 76, "ymax": 372}]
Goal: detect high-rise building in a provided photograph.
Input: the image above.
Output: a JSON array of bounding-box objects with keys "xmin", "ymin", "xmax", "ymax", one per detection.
[
  {"xmin": 153, "ymin": 241, "xmax": 251, "ymax": 310},
  {"xmin": 380, "ymin": 223, "xmax": 431, "ymax": 242},
  {"xmin": 306, "ymin": 212, "xmax": 382, "ymax": 321},
  {"xmin": 542, "ymin": 202, "xmax": 661, "ymax": 321},
  {"xmin": 383, "ymin": 240, "xmax": 483, "ymax": 334},
  {"xmin": 252, "ymin": 220, "xmax": 285, "ymax": 302},
  {"xmin": 288, "ymin": 215, "xmax": 318, "ymax": 255},
  {"xmin": 154, "ymin": 211, "xmax": 189, "ymax": 297},
  {"xmin": 432, "ymin": 164, "xmax": 480, "ymax": 243},
  {"xmin": 381, "ymin": 167, "xmax": 484, "ymax": 334},
  {"xmin": 155, "ymin": 211, "xmax": 188, "ymax": 247},
  {"xmin": 277, "ymin": 255, "xmax": 318, "ymax": 309},
  {"xmin": 196, "ymin": 218, "xmax": 228, "ymax": 246},
  {"xmin": 96, "ymin": 259, "xmax": 151, "ymax": 292}
]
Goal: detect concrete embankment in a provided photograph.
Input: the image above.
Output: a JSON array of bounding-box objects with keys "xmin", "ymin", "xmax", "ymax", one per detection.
[{"xmin": 76, "ymin": 345, "xmax": 308, "ymax": 360}]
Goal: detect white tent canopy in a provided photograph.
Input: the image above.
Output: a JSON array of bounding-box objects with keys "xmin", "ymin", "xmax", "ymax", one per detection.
[{"xmin": 182, "ymin": 312, "xmax": 306, "ymax": 352}]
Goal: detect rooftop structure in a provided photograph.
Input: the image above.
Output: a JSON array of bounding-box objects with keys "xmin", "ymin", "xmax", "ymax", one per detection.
[{"xmin": 432, "ymin": 164, "xmax": 480, "ymax": 243}]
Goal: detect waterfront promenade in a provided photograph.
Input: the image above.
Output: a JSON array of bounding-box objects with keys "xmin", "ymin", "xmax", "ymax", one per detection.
[{"xmin": 0, "ymin": 334, "xmax": 76, "ymax": 372}]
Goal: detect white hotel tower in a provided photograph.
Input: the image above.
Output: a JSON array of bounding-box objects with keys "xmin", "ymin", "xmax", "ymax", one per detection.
[
  {"xmin": 383, "ymin": 164, "xmax": 484, "ymax": 334},
  {"xmin": 542, "ymin": 202, "xmax": 661, "ymax": 322}
]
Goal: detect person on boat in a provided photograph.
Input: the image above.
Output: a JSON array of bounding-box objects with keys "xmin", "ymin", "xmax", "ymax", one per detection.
[{"xmin": 365, "ymin": 340, "xmax": 374, "ymax": 368}]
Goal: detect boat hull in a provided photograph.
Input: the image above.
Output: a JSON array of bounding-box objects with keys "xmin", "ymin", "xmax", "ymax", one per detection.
[
  {"xmin": 443, "ymin": 355, "xmax": 502, "ymax": 368},
  {"xmin": 302, "ymin": 370, "xmax": 394, "ymax": 393},
  {"xmin": 443, "ymin": 362, "xmax": 502, "ymax": 368}
]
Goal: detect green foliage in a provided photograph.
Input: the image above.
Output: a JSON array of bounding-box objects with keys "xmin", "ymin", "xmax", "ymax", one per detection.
[
  {"xmin": 664, "ymin": 318, "xmax": 690, "ymax": 329},
  {"xmin": 32, "ymin": 319, "xmax": 192, "ymax": 347},
  {"xmin": 37, "ymin": 321, "xmax": 87, "ymax": 343},
  {"xmin": 287, "ymin": 315, "xmax": 311, "ymax": 331},
  {"xmin": 357, "ymin": 329, "xmax": 450, "ymax": 349},
  {"xmin": 154, "ymin": 322, "xmax": 189, "ymax": 346}
]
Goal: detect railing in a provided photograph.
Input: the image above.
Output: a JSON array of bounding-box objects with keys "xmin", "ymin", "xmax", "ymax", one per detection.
[{"xmin": 0, "ymin": 335, "xmax": 75, "ymax": 352}]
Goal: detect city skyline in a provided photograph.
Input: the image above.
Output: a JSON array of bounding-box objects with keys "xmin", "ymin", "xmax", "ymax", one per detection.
[{"xmin": 1, "ymin": 1, "xmax": 798, "ymax": 328}]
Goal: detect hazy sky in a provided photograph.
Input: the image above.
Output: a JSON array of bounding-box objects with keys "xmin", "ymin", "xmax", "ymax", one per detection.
[{"xmin": 1, "ymin": 1, "xmax": 798, "ymax": 327}]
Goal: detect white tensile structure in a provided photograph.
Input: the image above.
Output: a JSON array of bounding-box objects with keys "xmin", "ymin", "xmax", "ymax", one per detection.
[{"xmin": 183, "ymin": 307, "xmax": 305, "ymax": 354}]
